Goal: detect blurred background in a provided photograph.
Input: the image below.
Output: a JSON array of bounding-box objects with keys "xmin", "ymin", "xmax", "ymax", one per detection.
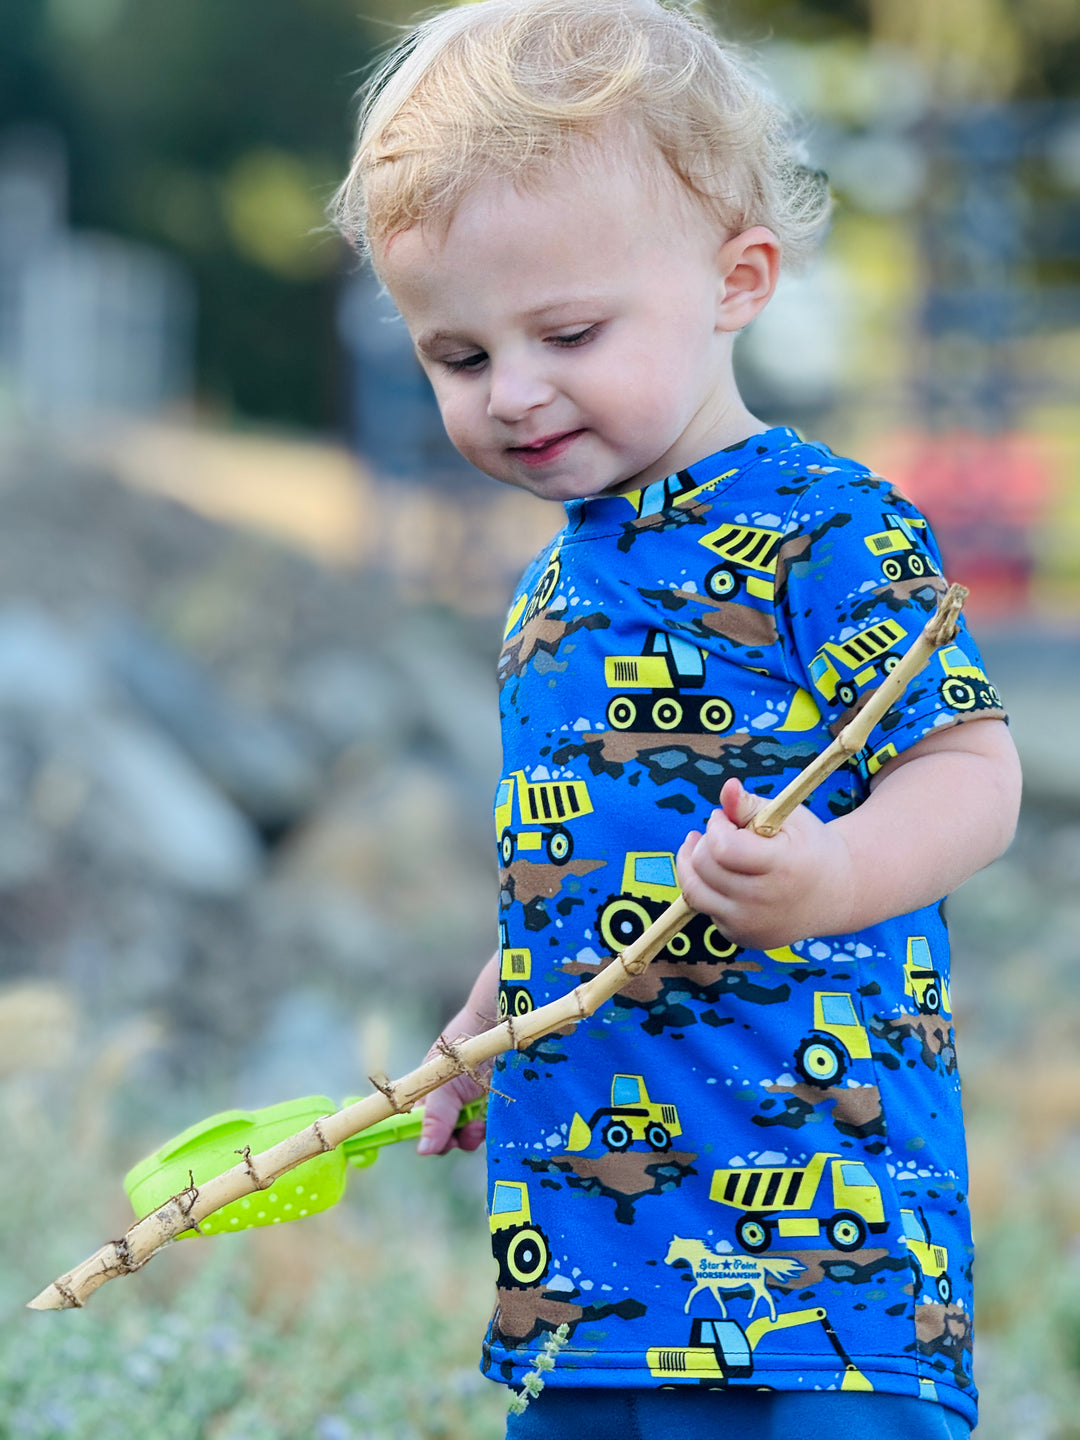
[{"xmin": 0, "ymin": 0, "xmax": 1078, "ymax": 1435}]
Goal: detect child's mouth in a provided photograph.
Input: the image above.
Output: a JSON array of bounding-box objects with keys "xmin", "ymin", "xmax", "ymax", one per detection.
[{"xmin": 508, "ymin": 430, "xmax": 586, "ymax": 467}]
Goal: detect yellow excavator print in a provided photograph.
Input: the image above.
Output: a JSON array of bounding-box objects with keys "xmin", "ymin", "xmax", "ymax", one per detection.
[
  {"xmin": 495, "ymin": 769, "xmax": 594, "ymax": 867},
  {"xmin": 604, "ymin": 630, "xmax": 735, "ymax": 735},
  {"xmin": 710, "ymin": 1152, "xmax": 888, "ymax": 1254},
  {"xmin": 863, "ymin": 514, "xmax": 939, "ymax": 584},
  {"xmin": 936, "ymin": 644, "xmax": 1002, "ymax": 712},
  {"xmin": 498, "ymin": 920, "xmax": 533, "ymax": 1020},
  {"xmin": 899, "ymin": 1207, "xmax": 952, "ymax": 1303},
  {"xmin": 567, "ymin": 1073, "xmax": 682, "ymax": 1154},
  {"xmin": 646, "ymin": 1307, "xmax": 873, "ymax": 1390},
  {"xmin": 489, "ymin": 1180, "xmax": 551, "ymax": 1289}
]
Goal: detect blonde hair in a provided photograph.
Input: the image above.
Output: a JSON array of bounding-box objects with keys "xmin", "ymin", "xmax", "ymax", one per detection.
[{"xmin": 332, "ymin": 0, "xmax": 829, "ymax": 270}]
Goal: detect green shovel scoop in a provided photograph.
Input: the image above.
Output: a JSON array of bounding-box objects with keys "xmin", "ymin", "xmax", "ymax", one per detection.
[{"xmin": 124, "ymin": 1095, "xmax": 487, "ymax": 1238}]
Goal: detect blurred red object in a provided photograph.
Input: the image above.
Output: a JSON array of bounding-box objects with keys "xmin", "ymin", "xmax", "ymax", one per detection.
[{"xmin": 869, "ymin": 431, "xmax": 1051, "ymax": 620}]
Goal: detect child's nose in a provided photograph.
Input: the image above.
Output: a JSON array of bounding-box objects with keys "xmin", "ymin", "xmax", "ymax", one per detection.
[{"xmin": 486, "ymin": 360, "xmax": 556, "ymax": 424}]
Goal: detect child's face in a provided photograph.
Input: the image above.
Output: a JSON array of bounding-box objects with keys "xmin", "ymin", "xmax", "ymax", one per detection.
[{"xmin": 377, "ymin": 143, "xmax": 769, "ymax": 502}]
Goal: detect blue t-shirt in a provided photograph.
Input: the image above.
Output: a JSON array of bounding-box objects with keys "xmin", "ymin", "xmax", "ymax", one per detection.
[{"xmin": 483, "ymin": 427, "xmax": 1002, "ymax": 1429}]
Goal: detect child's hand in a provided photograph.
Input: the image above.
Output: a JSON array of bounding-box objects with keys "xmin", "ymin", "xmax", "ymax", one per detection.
[
  {"xmin": 416, "ymin": 951, "xmax": 500, "ymax": 1155},
  {"xmin": 417, "ymin": 1065, "xmax": 488, "ymax": 1155},
  {"xmin": 676, "ymin": 777, "xmax": 854, "ymax": 949}
]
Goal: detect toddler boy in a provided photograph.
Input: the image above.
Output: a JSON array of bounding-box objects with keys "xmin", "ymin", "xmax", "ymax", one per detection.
[{"xmin": 334, "ymin": 2, "xmax": 1021, "ymax": 1434}]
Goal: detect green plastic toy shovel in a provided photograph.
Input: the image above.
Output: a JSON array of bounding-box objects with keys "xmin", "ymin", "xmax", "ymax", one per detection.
[{"xmin": 124, "ymin": 1095, "xmax": 486, "ymax": 1238}]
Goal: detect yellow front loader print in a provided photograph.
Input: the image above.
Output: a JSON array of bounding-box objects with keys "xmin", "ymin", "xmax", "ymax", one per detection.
[
  {"xmin": 498, "ymin": 920, "xmax": 533, "ymax": 1020},
  {"xmin": 793, "ymin": 992, "xmax": 871, "ymax": 1088},
  {"xmin": 489, "ymin": 1180, "xmax": 550, "ymax": 1289},
  {"xmin": 900, "ymin": 1208, "xmax": 951, "ymax": 1303},
  {"xmin": 597, "ymin": 851, "xmax": 739, "ymax": 963},
  {"xmin": 808, "ymin": 618, "xmax": 908, "ymax": 709},
  {"xmin": 904, "ymin": 936, "xmax": 951, "ymax": 1017},
  {"xmin": 936, "ymin": 643, "xmax": 1002, "ymax": 712},
  {"xmin": 567, "ymin": 1073, "xmax": 682, "ymax": 1154},
  {"xmin": 646, "ymin": 1308, "xmax": 872, "ymax": 1390},
  {"xmin": 495, "ymin": 770, "xmax": 594, "ymax": 867},
  {"xmin": 604, "ymin": 630, "xmax": 734, "ymax": 735},
  {"xmin": 864, "ymin": 514, "xmax": 939, "ymax": 584},
  {"xmin": 697, "ymin": 522, "xmax": 784, "ymax": 602},
  {"xmin": 710, "ymin": 1153, "xmax": 888, "ymax": 1254}
]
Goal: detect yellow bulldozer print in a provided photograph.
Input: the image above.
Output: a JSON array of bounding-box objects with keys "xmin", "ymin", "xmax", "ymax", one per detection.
[
  {"xmin": 567, "ymin": 1074, "xmax": 682, "ymax": 1154},
  {"xmin": 903, "ymin": 936, "xmax": 951, "ymax": 1017},
  {"xmin": 489, "ymin": 1180, "xmax": 550, "ymax": 1289},
  {"xmin": 792, "ymin": 991, "xmax": 872, "ymax": 1088},
  {"xmin": 709, "ymin": 1152, "xmax": 888, "ymax": 1254},
  {"xmin": 596, "ymin": 851, "xmax": 740, "ymax": 963}
]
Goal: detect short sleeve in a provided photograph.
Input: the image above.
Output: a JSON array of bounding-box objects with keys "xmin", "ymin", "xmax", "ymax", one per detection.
[{"xmin": 775, "ymin": 471, "xmax": 1005, "ymax": 777}]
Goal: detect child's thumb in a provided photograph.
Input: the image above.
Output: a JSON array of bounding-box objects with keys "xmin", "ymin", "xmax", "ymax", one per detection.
[{"xmin": 719, "ymin": 776, "xmax": 765, "ymax": 831}]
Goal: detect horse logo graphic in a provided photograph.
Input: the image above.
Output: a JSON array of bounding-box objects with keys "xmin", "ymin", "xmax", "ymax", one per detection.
[{"xmin": 663, "ymin": 1236, "xmax": 806, "ymax": 1320}]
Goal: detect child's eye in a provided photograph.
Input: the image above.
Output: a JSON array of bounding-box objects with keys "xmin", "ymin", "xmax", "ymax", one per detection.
[
  {"xmin": 549, "ymin": 325, "xmax": 599, "ymax": 348},
  {"xmin": 442, "ymin": 350, "xmax": 488, "ymax": 373}
]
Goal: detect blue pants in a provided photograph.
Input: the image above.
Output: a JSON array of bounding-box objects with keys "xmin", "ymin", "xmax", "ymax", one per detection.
[{"xmin": 505, "ymin": 1389, "xmax": 973, "ymax": 1440}]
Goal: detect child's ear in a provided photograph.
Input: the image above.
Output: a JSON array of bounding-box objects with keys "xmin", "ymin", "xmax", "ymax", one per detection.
[{"xmin": 714, "ymin": 226, "xmax": 781, "ymax": 332}]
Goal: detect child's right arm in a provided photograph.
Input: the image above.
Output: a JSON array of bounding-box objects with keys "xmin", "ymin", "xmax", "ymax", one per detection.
[{"xmin": 416, "ymin": 951, "xmax": 500, "ymax": 1155}]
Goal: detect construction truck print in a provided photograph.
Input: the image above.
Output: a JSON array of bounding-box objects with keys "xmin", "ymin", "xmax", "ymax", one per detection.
[
  {"xmin": 604, "ymin": 630, "xmax": 735, "ymax": 735},
  {"xmin": 900, "ymin": 1207, "xmax": 952, "ymax": 1303},
  {"xmin": 622, "ymin": 466, "xmax": 739, "ymax": 519},
  {"xmin": 503, "ymin": 546, "xmax": 563, "ymax": 639},
  {"xmin": 495, "ymin": 770, "xmax": 594, "ymax": 867},
  {"xmin": 793, "ymin": 992, "xmax": 871, "ymax": 1088},
  {"xmin": 567, "ymin": 1073, "xmax": 682, "ymax": 1154},
  {"xmin": 904, "ymin": 936, "xmax": 951, "ymax": 1017},
  {"xmin": 646, "ymin": 1308, "xmax": 872, "ymax": 1390},
  {"xmin": 863, "ymin": 513, "xmax": 939, "ymax": 584},
  {"xmin": 489, "ymin": 1180, "xmax": 550, "ymax": 1289},
  {"xmin": 596, "ymin": 851, "xmax": 740, "ymax": 962},
  {"xmin": 697, "ymin": 522, "xmax": 784, "ymax": 602},
  {"xmin": 710, "ymin": 1152, "xmax": 889, "ymax": 1254},
  {"xmin": 498, "ymin": 920, "xmax": 533, "ymax": 1020},
  {"xmin": 936, "ymin": 643, "xmax": 1002, "ymax": 713},
  {"xmin": 808, "ymin": 618, "xmax": 908, "ymax": 710}
]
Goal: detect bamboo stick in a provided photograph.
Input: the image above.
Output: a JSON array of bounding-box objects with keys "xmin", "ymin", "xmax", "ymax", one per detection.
[{"xmin": 27, "ymin": 583, "xmax": 966, "ymax": 1312}]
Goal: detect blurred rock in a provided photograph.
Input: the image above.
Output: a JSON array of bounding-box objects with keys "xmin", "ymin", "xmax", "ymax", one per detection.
[{"xmin": 100, "ymin": 613, "xmax": 322, "ymax": 832}]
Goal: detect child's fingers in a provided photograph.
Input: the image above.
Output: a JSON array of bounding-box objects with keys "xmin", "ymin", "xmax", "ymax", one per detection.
[
  {"xmin": 719, "ymin": 776, "xmax": 767, "ymax": 830},
  {"xmin": 417, "ymin": 1084, "xmax": 467, "ymax": 1155}
]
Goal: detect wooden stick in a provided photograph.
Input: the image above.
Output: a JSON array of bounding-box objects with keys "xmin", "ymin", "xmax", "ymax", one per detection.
[{"xmin": 27, "ymin": 583, "xmax": 966, "ymax": 1312}]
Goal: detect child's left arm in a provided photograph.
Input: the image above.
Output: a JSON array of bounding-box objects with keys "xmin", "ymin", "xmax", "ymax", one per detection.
[{"xmin": 676, "ymin": 716, "xmax": 1021, "ymax": 950}]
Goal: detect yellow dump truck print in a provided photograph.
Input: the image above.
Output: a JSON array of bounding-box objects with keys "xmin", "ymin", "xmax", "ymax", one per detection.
[
  {"xmin": 597, "ymin": 851, "xmax": 739, "ymax": 962},
  {"xmin": 863, "ymin": 514, "xmax": 938, "ymax": 584},
  {"xmin": 489, "ymin": 1180, "xmax": 550, "ymax": 1289},
  {"xmin": 697, "ymin": 522, "xmax": 784, "ymax": 602},
  {"xmin": 903, "ymin": 936, "xmax": 951, "ymax": 1017},
  {"xmin": 604, "ymin": 630, "xmax": 734, "ymax": 735},
  {"xmin": 808, "ymin": 618, "xmax": 908, "ymax": 709},
  {"xmin": 495, "ymin": 770, "xmax": 594, "ymax": 867},
  {"xmin": 793, "ymin": 992, "xmax": 872, "ymax": 1087},
  {"xmin": 567, "ymin": 1073, "xmax": 682, "ymax": 1154},
  {"xmin": 899, "ymin": 1208, "xmax": 951, "ymax": 1303},
  {"xmin": 646, "ymin": 1308, "xmax": 873, "ymax": 1390},
  {"xmin": 498, "ymin": 920, "xmax": 533, "ymax": 1020},
  {"xmin": 710, "ymin": 1152, "xmax": 888, "ymax": 1254}
]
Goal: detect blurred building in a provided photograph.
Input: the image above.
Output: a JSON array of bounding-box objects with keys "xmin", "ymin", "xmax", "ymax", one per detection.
[{"xmin": 0, "ymin": 126, "xmax": 195, "ymax": 429}]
